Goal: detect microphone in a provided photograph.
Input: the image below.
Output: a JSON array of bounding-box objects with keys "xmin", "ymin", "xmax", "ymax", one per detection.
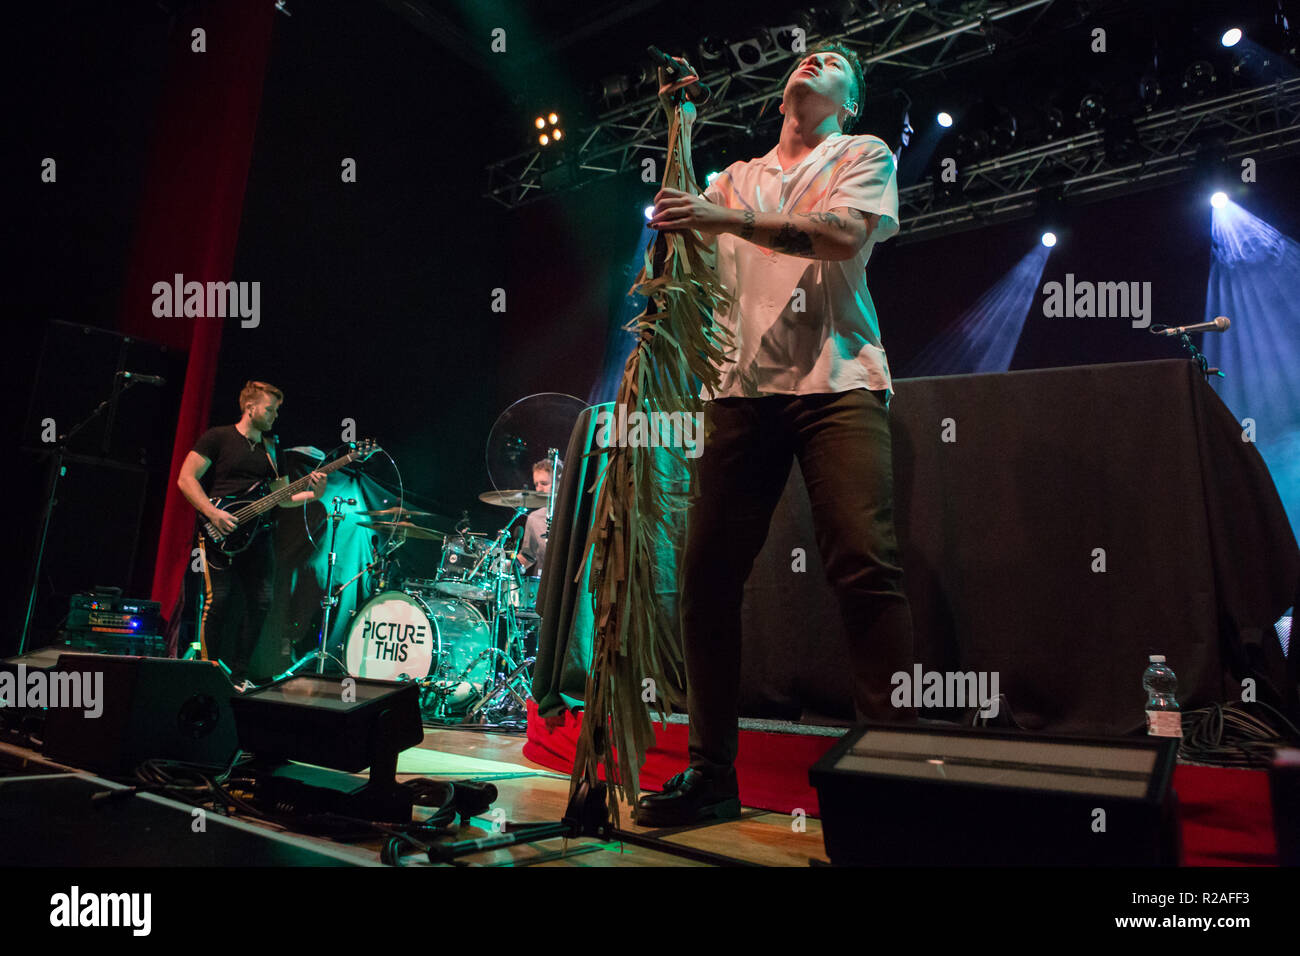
[
  {"xmin": 117, "ymin": 371, "xmax": 166, "ymax": 386},
  {"xmin": 1151, "ymin": 316, "xmax": 1231, "ymax": 336},
  {"xmin": 647, "ymin": 46, "xmax": 710, "ymax": 104}
]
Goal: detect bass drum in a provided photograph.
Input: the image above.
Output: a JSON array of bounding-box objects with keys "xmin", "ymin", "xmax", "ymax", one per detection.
[
  {"xmin": 344, "ymin": 592, "xmax": 494, "ymax": 710},
  {"xmin": 421, "ymin": 595, "xmax": 495, "ymax": 711},
  {"xmin": 343, "ymin": 591, "xmax": 438, "ymax": 682}
]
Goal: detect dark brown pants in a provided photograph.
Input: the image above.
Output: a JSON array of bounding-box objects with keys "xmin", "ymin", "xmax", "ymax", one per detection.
[{"xmin": 680, "ymin": 388, "xmax": 916, "ymax": 776}]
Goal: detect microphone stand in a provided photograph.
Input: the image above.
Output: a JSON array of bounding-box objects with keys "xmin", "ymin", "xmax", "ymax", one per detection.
[
  {"xmin": 283, "ymin": 495, "xmax": 353, "ymax": 677},
  {"xmin": 1174, "ymin": 332, "xmax": 1224, "ymax": 384},
  {"xmin": 20, "ymin": 378, "xmax": 144, "ymax": 654}
]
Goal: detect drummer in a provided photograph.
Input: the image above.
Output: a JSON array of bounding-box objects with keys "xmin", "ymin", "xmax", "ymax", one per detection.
[{"xmin": 516, "ymin": 459, "xmax": 551, "ymax": 576}]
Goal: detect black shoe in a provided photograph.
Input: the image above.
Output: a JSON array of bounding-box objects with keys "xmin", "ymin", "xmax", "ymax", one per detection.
[{"xmin": 635, "ymin": 768, "xmax": 741, "ymax": 828}]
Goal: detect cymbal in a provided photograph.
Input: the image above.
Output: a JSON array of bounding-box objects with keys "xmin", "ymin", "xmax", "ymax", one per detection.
[
  {"xmin": 357, "ymin": 506, "xmax": 434, "ymax": 518},
  {"xmin": 356, "ymin": 520, "xmax": 445, "ymax": 541},
  {"xmin": 479, "ymin": 489, "xmax": 549, "ymax": 509}
]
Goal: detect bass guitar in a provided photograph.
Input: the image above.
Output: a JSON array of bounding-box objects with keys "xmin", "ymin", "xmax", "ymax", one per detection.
[{"xmin": 199, "ymin": 439, "xmax": 380, "ymax": 556}]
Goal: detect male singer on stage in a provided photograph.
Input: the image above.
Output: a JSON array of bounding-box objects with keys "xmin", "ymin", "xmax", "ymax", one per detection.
[
  {"xmin": 176, "ymin": 381, "xmax": 326, "ymax": 691},
  {"xmin": 637, "ymin": 44, "xmax": 916, "ymax": 826}
]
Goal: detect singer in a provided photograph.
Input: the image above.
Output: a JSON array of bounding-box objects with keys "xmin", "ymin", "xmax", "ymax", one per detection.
[{"xmin": 638, "ymin": 43, "xmax": 917, "ymax": 827}]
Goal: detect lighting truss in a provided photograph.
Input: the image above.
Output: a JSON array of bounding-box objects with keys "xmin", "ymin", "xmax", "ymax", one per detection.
[
  {"xmin": 899, "ymin": 78, "xmax": 1300, "ymax": 243},
  {"xmin": 485, "ymin": 0, "xmax": 1070, "ymax": 209}
]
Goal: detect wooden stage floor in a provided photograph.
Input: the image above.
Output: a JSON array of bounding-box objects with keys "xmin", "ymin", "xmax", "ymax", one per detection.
[
  {"xmin": 0, "ymin": 727, "xmax": 829, "ymax": 867},
  {"xmin": 389, "ymin": 726, "xmax": 830, "ymax": 867}
]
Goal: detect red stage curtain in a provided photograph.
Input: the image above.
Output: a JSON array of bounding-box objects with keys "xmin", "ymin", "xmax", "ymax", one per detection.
[{"xmin": 116, "ymin": 0, "xmax": 276, "ymax": 623}]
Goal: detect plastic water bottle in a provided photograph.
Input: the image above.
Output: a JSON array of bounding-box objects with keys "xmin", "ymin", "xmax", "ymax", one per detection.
[{"xmin": 1143, "ymin": 655, "xmax": 1182, "ymax": 738}]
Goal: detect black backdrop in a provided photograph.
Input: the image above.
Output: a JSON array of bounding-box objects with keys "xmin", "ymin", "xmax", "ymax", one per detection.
[{"xmin": 535, "ymin": 360, "xmax": 1300, "ymax": 735}]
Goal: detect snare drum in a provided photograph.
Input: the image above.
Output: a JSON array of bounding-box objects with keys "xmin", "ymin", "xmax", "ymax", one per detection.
[{"xmin": 435, "ymin": 533, "xmax": 493, "ymax": 600}]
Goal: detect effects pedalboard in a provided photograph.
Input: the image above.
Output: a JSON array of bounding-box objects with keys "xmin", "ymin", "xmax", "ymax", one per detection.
[{"xmin": 58, "ymin": 589, "xmax": 166, "ymax": 657}]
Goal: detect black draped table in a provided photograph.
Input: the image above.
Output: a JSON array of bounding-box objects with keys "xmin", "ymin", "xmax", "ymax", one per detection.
[{"xmin": 533, "ymin": 359, "xmax": 1299, "ymax": 735}]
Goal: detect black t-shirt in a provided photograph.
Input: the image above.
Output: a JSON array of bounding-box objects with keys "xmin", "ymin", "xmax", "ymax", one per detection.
[{"xmin": 192, "ymin": 425, "xmax": 279, "ymax": 498}]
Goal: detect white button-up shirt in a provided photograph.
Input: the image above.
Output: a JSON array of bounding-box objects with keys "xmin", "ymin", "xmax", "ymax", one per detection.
[{"xmin": 701, "ymin": 132, "xmax": 900, "ymax": 399}]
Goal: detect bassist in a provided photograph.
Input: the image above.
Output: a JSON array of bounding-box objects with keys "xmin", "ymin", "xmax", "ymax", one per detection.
[{"xmin": 176, "ymin": 380, "xmax": 325, "ymax": 690}]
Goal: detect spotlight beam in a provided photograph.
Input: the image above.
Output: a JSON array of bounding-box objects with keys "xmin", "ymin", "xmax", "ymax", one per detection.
[
  {"xmin": 1202, "ymin": 199, "xmax": 1300, "ymax": 538},
  {"xmin": 903, "ymin": 243, "xmax": 1052, "ymax": 377}
]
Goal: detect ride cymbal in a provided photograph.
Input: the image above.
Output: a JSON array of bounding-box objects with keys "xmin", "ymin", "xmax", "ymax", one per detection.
[{"xmin": 478, "ymin": 489, "xmax": 549, "ymax": 509}]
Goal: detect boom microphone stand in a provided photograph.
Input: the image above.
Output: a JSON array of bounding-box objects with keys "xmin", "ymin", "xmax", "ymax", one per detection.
[{"xmin": 20, "ymin": 377, "xmax": 145, "ymax": 654}]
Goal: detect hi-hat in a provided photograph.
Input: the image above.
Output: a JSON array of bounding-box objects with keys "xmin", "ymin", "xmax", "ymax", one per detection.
[
  {"xmin": 479, "ymin": 489, "xmax": 549, "ymax": 509},
  {"xmin": 358, "ymin": 506, "xmax": 433, "ymax": 518}
]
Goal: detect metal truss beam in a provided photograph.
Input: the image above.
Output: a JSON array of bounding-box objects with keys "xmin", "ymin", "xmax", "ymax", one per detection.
[
  {"xmin": 896, "ymin": 78, "xmax": 1300, "ymax": 243},
  {"xmin": 485, "ymin": 0, "xmax": 1067, "ymax": 208}
]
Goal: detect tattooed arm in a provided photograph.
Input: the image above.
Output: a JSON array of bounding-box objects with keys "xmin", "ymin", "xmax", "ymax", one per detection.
[
  {"xmin": 732, "ymin": 207, "xmax": 877, "ymax": 260},
  {"xmin": 648, "ymin": 190, "xmax": 878, "ymax": 261}
]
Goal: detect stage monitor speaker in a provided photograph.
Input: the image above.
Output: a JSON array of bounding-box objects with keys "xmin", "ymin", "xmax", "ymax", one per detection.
[
  {"xmin": 810, "ymin": 722, "xmax": 1180, "ymax": 865},
  {"xmin": 41, "ymin": 655, "xmax": 239, "ymax": 775},
  {"xmin": 230, "ymin": 675, "xmax": 424, "ymax": 823}
]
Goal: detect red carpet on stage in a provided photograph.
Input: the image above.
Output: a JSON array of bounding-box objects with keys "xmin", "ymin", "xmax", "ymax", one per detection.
[{"xmin": 524, "ymin": 701, "xmax": 1280, "ymax": 865}]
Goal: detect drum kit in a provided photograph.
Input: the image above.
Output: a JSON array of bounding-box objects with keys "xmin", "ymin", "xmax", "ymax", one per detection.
[{"xmin": 305, "ymin": 393, "xmax": 586, "ymax": 730}]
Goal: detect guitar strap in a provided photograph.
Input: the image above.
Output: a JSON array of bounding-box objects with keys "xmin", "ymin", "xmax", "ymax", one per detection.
[{"xmin": 263, "ymin": 433, "xmax": 280, "ymax": 477}]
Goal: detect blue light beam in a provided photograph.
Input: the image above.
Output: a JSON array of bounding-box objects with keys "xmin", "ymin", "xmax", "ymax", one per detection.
[
  {"xmin": 1202, "ymin": 199, "xmax": 1300, "ymax": 538},
  {"xmin": 902, "ymin": 243, "xmax": 1051, "ymax": 377}
]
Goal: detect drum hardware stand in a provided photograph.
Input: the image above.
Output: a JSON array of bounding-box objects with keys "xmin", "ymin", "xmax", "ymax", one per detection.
[
  {"xmin": 283, "ymin": 496, "xmax": 354, "ymax": 677},
  {"xmin": 545, "ymin": 448, "xmax": 561, "ymax": 533},
  {"xmin": 457, "ymin": 518, "xmax": 534, "ymax": 725}
]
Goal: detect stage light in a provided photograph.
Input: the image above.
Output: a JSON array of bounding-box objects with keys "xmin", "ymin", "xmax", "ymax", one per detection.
[
  {"xmin": 1138, "ymin": 74, "xmax": 1162, "ymax": 110},
  {"xmin": 990, "ymin": 112, "xmax": 1018, "ymax": 151},
  {"xmin": 1076, "ymin": 93, "xmax": 1105, "ymax": 127},
  {"xmin": 1182, "ymin": 60, "xmax": 1217, "ymax": 98},
  {"xmin": 1211, "ymin": 191, "xmax": 1228, "ymax": 208},
  {"xmin": 1222, "ymin": 28, "xmax": 1243, "ymax": 47},
  {"xmin": 1041, "ymin": 231, "xmax": 1057, "ymax": 247},
  {"xmin": 599, "ymin": 74, "xmax": 632, "ymax": 104},
  {"xmin": 729, "ymin": 37, "xmax": 764, "ymax": 71},
  {"xmin": 697, "ymin": 36, "xmax": 725, "ymax": 62},
  {"xmin": 1043, "ymin": 106, "xmax": 1065, "ymax": 138},
  {"xmin": 955, "ymin": 129, "xmax": 990, "ymax": 158},
  {"xmin": 1103, "ymin": 116, "xmax": 1140, "ymax": 164},
  {"xmin": 705, "ymin": 170, "xmax": 721, "ymax": 185},
  {"xmin": 937, "ymin": 111, "xmax": 954, "ymax": 128},
  {"xmin": 535, "ymin": 112, "xmax": 563, "ymax": 148},
  {"xmin": 644, "ymin": 205, "xmax": 655, "ymax": 220}
]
